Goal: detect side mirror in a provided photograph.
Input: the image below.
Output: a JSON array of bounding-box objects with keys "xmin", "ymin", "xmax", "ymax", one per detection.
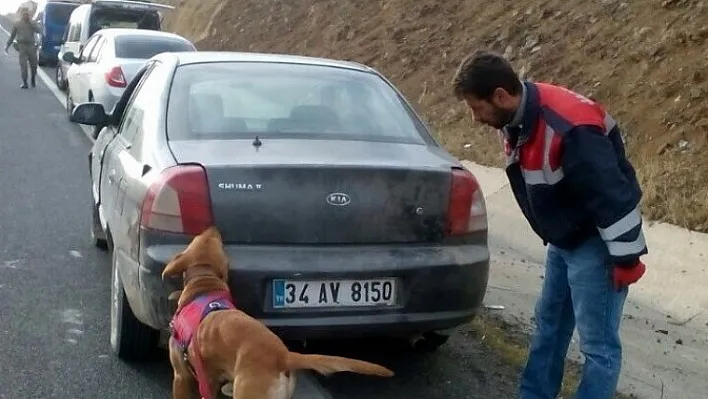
[
  {"xmin": 70, "ymin": 103, "xmax": 109, "ymax": 126},
  {"xmin": 62, "ymin": 51, "xmax": 78, "ymax": 63}
]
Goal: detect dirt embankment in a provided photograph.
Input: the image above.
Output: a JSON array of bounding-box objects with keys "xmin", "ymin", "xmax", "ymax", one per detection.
[{"xmin": 163, "ymin": 0, "xmax": 708, "ymax": 232}]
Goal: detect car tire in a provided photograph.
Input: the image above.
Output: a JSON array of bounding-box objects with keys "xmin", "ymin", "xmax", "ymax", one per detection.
[
  {"xmin": 37, "ymin": 50, "xmax": 46, "ymax": 67},
  {"xmin": 90, "ymin": 204, "xmax": 108, "ymax": 251},
  {"xmin": 56, "ymin": 66, "xmax": 67, "ymax": 92},
  {"xmin": 86, "ymin": 93, "xmax": 102, "ymax": 139},
  {"xmin": 66, "ymin": 90, "xmax": 74, "ymax": 120},
  {"xmin": 110, "ymin": 248, "xmax": 160, "ymax": 362}
]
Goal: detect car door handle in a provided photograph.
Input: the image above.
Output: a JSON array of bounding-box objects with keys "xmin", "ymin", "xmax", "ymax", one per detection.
[{"xmin": 108, "ymin": 169, "xmax": 116, "ymax": 184}]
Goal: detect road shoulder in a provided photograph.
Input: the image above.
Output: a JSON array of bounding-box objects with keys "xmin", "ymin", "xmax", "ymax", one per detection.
[{"xmin": 463, "ymin": 160, "xmax": 708, "ymax": 399}]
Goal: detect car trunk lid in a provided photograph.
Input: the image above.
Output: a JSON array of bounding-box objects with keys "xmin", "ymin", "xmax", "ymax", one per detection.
[{"xmin": 168, "ymin": 139, "xmax": 457, "ymax": 244}]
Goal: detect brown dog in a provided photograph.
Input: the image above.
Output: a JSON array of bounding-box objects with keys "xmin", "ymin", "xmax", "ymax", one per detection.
[{"xmin": 162, "ymin": 226, "xmax": 394, "ymax": 399}]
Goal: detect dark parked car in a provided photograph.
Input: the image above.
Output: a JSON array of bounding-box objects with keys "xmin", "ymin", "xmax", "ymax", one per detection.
[{"xmin": 71, "ymin": 51, "xmax": 490, "ymax": 361}]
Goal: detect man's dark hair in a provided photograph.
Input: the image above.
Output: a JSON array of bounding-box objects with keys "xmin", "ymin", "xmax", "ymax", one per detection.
[{"xmin": 452, "ymin": 50, "xmax": 522, "ymax": 101}]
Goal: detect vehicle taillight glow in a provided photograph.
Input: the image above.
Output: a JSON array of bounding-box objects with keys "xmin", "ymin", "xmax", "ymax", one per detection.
[
  {"xmin": 140, "ymin": 165, "xmax": 213, "ymax": 235},
  {"xmin": 446, "ymin": 168, "xmax": 487, "ymax": 236},
  {"xmin": 105, "ymin": 66, "xmax": 127, "ymax": 88}
]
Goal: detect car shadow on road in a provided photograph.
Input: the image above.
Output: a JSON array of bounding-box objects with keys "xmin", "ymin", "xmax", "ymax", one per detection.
[
  {"xmin": 124, "ymin": 347, "xmax": 239, "ymax": 398},
  {"xmin": 292, "ymin": 333, "xmax": 520, "ymax": 398},
  {"xmin": 124, "ymin": 337, "xmax": 461, "ymax": 398},
  {"xmin": 123, "ymin": 331, "xmax": 520, "ymax": 398},
  {"xmin": 125, "ymin": 347, "xmax": 174, "ymax": 391}
]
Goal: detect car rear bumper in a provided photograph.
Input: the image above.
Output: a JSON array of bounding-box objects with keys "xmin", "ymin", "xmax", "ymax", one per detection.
[
  {"xmin": 39, "ymin": 42, "xmax": 61, "ymax": 57},
  {"xmin": 137, "ymin": 237, "xmax": 490, "ymax": 339}
]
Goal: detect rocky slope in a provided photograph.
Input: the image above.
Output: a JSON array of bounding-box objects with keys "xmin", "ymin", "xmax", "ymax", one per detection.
[{"xmin": 162, "ymin": 0, "xmax": 708, "ymax": 232}]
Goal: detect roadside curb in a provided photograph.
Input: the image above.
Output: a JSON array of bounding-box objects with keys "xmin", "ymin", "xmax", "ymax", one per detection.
[{"xmin": 460, "ymin": 160, "xmax": 509, "ymax": 200}]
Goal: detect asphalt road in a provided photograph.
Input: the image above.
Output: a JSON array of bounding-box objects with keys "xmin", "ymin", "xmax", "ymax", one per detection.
[
  {"xmin": 0, "ymin": 20, "xmax": 522, "ymax": 399},
  {"xmin": 0, "ymin": 39, "xmax": 175, "ymax": 399}
]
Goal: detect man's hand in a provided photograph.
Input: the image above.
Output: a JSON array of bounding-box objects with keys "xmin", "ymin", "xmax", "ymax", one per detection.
[{"xmin": 613, "ymin": 260, "xmax": 646, "ymax": 290}]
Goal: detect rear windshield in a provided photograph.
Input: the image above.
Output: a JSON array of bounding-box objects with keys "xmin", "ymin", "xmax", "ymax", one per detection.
[
  {"xmin": 114, "ymin": 36, "xmax": 195, "ymax": 59},
  {"xmin": 166, "ymin": 62, "xmax": 431, "ymax": 144},
  {"xmin": 90, "ymin": 9, "xmax": 160, "ymax": 32},
  {"xmin": 44, "ymin": 4, "xmax": 78, "ymax": 26}
]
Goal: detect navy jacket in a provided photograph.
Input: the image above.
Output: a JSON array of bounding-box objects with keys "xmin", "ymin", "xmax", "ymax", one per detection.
[{"xmin": 502, "ymin": 81, "xmax": 648, "ymax": 266}]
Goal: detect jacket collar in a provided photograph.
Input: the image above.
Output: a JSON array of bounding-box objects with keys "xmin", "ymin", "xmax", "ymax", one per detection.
[{"xmin": 503, "ymin": 80, "xmax": 540, "ymax": 148}]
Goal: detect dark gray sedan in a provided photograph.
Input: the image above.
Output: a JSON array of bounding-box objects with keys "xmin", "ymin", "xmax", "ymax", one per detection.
[{"xmin": 71, "ymin": 51, "xmax": 490, "ymax": 362}]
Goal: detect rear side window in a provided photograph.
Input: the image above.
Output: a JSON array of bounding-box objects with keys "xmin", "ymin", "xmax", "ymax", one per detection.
[
  {"xmin": 114, "ymin": 36, "xmax": 195, "ymax": 59},
  {"xmin": 88, "ymin": 37, "xmax": 107, "ymax": 62},
  {"xmin": 67, "ymin": 11, "xmax": 83, "ymax": 42},
  {"xmin": 166, "ymin": 62, "xmax": 431, "ymax": 144}
]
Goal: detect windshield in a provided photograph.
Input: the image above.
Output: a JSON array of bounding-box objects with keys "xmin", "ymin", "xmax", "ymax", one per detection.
[
  {"xmin": 114, "ymin": 36, "xmax": 195, "ymax": 59},
  {"xmin": 166, "ymin": 62, "xmax": 430, "ymax": 144},
  {"xmin": 45, "ymin": 4, "xmax": 78, "ymax": 26}
]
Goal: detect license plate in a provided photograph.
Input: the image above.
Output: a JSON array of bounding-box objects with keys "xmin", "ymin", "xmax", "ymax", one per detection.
[{"xmin": 272, "ymin": 278, "xmax": 396, "ymax": 309}]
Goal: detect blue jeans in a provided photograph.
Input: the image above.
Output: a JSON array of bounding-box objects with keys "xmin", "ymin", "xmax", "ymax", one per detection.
[{"xmin": 519, "ymin": 235, "xmax": 628, "ymax": 399}]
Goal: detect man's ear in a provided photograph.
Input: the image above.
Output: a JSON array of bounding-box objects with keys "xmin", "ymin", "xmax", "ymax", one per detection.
[{"xmin": 162, "ymin": 252, "xmax": 190, "ymax": 281}]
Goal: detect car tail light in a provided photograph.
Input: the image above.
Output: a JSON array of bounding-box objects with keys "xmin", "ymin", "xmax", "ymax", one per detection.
[
  {"xmin": 140, "ymin": 165, "xmax": 213, "ymax": 235},
  {"xmin": 446, "ymin": 168, "xmax": 487, "ymax": 236},
  {"xmin": 105, "ymin": 66, "xmax": 127, "ymax": 88}
]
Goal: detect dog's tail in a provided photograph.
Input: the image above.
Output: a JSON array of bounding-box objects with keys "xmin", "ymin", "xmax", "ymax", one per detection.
[{"xmin": 285, "ymin": 352, "xmax": 394, "ymax": 377}]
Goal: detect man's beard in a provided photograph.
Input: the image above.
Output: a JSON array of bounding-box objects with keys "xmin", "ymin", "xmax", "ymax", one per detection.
[{"xmin": 489, "ymin": 106, "xmax": 516, "ymax": 130}]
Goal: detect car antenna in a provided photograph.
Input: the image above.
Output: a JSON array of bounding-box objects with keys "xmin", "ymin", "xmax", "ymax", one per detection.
[{"xmin": 252, "ymin": 136, "xmax": 262, "ymax": 149}]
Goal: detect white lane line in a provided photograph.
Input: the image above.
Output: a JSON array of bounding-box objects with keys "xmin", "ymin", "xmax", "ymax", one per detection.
[{"xmin": 0, "ymin": 22, "xmax": 96, "ymax": 144}]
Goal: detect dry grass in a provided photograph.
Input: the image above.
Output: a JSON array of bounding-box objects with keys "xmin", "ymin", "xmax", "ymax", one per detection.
[
  {"xmin": 636, "ymin": 154, "xmax": 708, "ymax": 231},
  {"xmin": 163, "ymin": 0, "xmax": 708, "ymax": 234},
  {"xmin": 468, "ymin": 310, "xmax": 637, "ymax": 399}
]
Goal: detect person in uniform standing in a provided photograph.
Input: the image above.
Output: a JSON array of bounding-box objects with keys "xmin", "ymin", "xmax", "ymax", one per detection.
[
  {"xmin": 452, "ymin": 50, "xmax": 648, "ymax": 399},
  {"xmin": 4, "ymin": 7, "xmax": 41, "ymax": 89}
]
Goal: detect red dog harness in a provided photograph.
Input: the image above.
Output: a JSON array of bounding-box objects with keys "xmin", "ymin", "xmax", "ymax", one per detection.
[{"xmin": 170, "ymin": 290, "xmax": 235, "ymax": 399}]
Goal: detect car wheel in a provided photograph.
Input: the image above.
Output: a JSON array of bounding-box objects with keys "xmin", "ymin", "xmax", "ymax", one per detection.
[
  {"xmin": 86, "ymin": 93, "xmax": 102, "ymax": 139},
  {"xmin": 110, "ymin": 248, "xmax": 160, "ymax": 361},
  {"xmin": 66, "ymin": 90, "xmax": 74, "ymax": 120},
  {"xmin": 56, "ymin": 66, "xmax": 67, "ymax": 92},
  {"xmin": 90, "ymin": 204, "xmax": 108, "ymax": 250}
]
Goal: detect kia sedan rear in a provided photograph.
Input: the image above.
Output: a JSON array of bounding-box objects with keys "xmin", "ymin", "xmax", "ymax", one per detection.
[{"xmin": 79, "ymin": 51, "xmax": 490, "ymax": 361}]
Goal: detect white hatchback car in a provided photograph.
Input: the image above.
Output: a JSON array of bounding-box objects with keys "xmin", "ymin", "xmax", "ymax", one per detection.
[{"xmin": 64, "ymin": 28, "xmax": 196, "ymax": 137}]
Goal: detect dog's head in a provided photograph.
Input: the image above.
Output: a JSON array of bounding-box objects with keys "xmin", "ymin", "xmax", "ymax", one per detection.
[{"xmin": 161, "ymin": 226, "xmax": 230, "ymax": 306}]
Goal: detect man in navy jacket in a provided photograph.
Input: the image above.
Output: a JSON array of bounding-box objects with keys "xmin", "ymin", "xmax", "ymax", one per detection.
[{"xmin": 452, "ymin": 50, "xmax": 647, "ymax": 399}]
